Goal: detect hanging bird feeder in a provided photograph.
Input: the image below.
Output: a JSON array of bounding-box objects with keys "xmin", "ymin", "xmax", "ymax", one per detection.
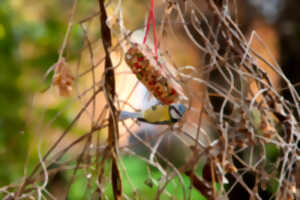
[
  {"xmin": 124, "ymin": 0, "xmax": 183, "ymax": 104},
  {"xmin": 125, "ymin": 43, "xmax": 179, "ymax": 105}
]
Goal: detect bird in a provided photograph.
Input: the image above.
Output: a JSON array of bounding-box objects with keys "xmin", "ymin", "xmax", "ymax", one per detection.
[{"xmin": 119, "ymin": 103, "xmax": 186, "ymax": 125}]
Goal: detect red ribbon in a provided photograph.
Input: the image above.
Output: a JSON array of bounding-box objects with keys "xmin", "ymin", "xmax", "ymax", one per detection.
[{"xmin": 143, "ymin": 0, "xmax": 158, "ymax": 60}]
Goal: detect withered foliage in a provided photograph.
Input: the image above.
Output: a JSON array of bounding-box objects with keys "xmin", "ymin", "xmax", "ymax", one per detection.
[{"xmin": 52, "ymin": 58, "xmax": 74, "ymax": 97}]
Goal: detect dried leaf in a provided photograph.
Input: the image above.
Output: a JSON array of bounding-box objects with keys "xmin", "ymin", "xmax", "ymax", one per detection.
[{"xmin": 52, "ymin": 58, "xmax": 74, "ymax": 97}]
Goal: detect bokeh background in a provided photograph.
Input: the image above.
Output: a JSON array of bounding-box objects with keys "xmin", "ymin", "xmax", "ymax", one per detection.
[{"xmin": 0, "ymin": 0, "xmax": 299, "ymax": 199}]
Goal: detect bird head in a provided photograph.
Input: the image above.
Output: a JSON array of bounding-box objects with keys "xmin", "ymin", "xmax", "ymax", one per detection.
[{"xmin": 169, "ymin": 104, "xmax": 186, "ymax": 122}]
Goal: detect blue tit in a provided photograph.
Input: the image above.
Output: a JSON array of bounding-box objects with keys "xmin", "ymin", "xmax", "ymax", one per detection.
[{"xmin": 119, "ymin": 104, "xmax": 186, "ymax": 125}]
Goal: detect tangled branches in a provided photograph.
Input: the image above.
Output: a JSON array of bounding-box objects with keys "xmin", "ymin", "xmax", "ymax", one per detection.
[{"xmin": 1, "ymin": 0, "xmax": 298, "ymax": 200}]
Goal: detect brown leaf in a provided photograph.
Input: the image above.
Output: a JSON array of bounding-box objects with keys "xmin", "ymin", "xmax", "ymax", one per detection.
[{"xmin": 52, "ymin": 58, "xmax": 74, "ymax": 97}]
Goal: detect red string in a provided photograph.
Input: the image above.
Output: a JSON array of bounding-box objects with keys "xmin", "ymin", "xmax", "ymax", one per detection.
[
  {"xmin": 143, "ymin": 11, "xmax": 151, "ymax": 44},
  {"xmin": 143, "ymin": 0, "xmax": 158, "ymax": 60}
]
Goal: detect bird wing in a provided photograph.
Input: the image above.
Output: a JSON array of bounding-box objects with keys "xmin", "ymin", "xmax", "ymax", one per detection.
[
  {"xmin": 119, "ymin": 111, "xmax": 142, "ymax": 121},
  {"xmin": 141, "ymin": 104, "xmax": 171, "ymax": 124}
]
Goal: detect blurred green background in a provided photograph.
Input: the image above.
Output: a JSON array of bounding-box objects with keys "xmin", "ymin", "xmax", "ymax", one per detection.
[
  {"xmin": 0, "ymin": 0, "xmax": 60, "ymax": 184},
  {"xmin": 0, "ymin": 0, "xmax": 86, "ymax": 187}
]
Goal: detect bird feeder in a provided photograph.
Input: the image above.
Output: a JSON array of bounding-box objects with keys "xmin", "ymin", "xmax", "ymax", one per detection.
[{"xmin": 125, "ymin": 43, "xmax": 179, "ymax": 105}]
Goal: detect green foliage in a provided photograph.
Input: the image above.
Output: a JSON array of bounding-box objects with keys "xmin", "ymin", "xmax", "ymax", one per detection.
[
  {"xmin": 0, "ymin": 0, "xmax": 93, "ymax": 188},
  {"xmin": 42, "ymin": 100, "xmax": 74, "ymax": 129},
  {"xmin": 0, "ymin": 1, "xmax": 29, "ymax": 185},
  {"xmin": 265, "ymin": 143, "xmax": 280, "ymax": 163},
  {"xmin": 66, "ymin": 156, "xmax": 206, "ymax": 200},
  {"xmin": 119, "ymin": 156, "xmax": 206, "ymax": 200},
  {"xmin": 0, "ymin": 0, "xmax": 68, "ymax": 185}
]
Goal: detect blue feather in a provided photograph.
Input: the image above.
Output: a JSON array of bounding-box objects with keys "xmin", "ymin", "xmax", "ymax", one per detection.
[{"xmin": 119, "ymin": 111, "xmax": 142, "ymax": 120}]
